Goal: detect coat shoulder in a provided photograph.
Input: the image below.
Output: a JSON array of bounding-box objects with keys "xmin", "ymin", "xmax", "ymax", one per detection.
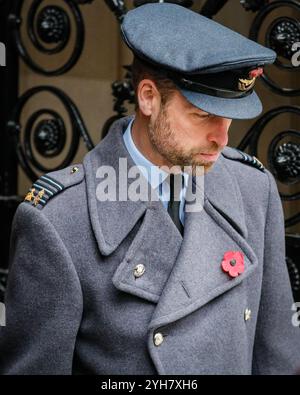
[
  {"xmin": 221, "ymin": 146, "xmax": 265, "ymax": 173},
  {"xmin": 220, "ymin": 146, "xmax": 273, "ymax": 214},
  {"xmin": 23, "ymin": 164, "xmax": 85, "ymax": 210}
]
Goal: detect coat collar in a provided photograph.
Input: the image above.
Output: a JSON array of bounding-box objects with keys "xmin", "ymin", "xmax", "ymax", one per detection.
[
  {"xmin": 201, "ymin": 150, "xmax": 248, "ymax": 239},
  {"xmin": 83, "ymin": 115, "xmax": 247, "ymax": 257},
  {"xmin": 83, "ymin": 115, "xmax": 150, "ymax": 256}
]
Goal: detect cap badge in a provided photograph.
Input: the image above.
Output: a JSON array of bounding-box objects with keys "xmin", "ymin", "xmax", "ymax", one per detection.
[{"xmin": 238, "ymin": 67, "xmax": 263, "ymax": 92}]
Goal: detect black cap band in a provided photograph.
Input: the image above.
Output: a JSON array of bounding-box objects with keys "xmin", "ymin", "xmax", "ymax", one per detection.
[{"xmin": 174, "ymin": 77, "xmax": 254, "ymax": 98}]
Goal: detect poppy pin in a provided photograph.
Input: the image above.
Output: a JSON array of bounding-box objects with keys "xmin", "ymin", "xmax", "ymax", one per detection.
[
  {"xmin": 221, "ymin": 251, "xmax": 244, "ymax": 278},
  {"xmin": 249, "ymin": 67, "xmax": 264, "ymax": 79}
]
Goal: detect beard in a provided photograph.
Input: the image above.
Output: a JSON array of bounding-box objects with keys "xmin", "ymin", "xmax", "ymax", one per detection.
[{"xmin": 148, "ymin": 103, "xmax": 220, "ymax": 175}]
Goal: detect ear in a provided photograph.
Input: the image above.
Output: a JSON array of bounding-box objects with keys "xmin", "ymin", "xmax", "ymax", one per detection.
[{"xmin": 137, "ymin": 79, "xmax": 161, "ymax": 117}]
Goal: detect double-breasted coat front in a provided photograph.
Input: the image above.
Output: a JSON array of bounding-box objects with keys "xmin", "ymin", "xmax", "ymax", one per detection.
[{"xmin": 0, "ymin": 115, "xmax": 299, "ymax": 375}]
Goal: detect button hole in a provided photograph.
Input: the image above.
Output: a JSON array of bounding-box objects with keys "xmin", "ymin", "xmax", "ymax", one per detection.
[{"xmin": 180, "ymin": 280, "xmax": 191, "ymax": 298}]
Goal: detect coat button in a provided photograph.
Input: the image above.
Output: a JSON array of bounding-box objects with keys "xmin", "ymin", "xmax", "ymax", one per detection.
[
  {"xmin": 133, "ymin": 264, "xmax": 145, "ymax": 278},
  {"xmin": 71, "ymin": 166, "xmax": 79, "ymax": 174},
  {"xmin": 244, "ymin": 308, "xmax": 251, "ymax": 321},
  {"xmin": 153, "ymin": 332, "xmax": 164, "ymax": 346}
]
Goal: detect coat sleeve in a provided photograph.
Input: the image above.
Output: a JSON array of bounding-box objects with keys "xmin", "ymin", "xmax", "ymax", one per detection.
[
  {"xmin": 252, "ymin": 170, "xmax": 300, "ymax": 375},
  {"xmin": 0, "ymin": 202, "xmax": 83, "ymax": 375}
]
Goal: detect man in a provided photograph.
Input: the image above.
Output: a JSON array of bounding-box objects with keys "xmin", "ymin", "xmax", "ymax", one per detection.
[{"xmin": 0, "ymin": 3, "xmax": 299, "ymax": 375}]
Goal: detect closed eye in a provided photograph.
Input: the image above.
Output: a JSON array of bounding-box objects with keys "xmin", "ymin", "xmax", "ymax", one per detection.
[{"xmin": 192, "ymin": 112, "xmax": 211, "ymax": 119}]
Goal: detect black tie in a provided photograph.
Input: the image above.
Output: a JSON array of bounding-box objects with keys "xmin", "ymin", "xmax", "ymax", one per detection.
[{"xmin": 167, "ymin": 173, "xmax": 184, "ymax": 236}]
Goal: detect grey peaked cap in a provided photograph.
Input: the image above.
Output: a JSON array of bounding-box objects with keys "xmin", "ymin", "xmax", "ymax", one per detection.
[{"xmin": 121, "ymin": 3, "xmax": 277, "ymax": 120}]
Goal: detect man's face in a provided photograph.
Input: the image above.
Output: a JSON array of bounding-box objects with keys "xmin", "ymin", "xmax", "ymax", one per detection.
[{"xmin": 148, "ymin": 90, "xmax": 232, "ymax": 174}]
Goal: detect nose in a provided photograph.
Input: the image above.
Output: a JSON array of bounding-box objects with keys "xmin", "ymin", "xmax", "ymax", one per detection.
[{"xmin": 206, "ymin": 117, "xmax": 231, "ymax": 148}]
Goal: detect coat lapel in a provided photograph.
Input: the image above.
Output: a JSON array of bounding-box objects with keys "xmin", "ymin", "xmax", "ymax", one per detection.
[
  {"xmin": 148, "ymin": 154, "xmax": 258, "ymax": 330},
  {"xmin": 83, "ymin": 115, "xmax": 183, "ymax": 303}
]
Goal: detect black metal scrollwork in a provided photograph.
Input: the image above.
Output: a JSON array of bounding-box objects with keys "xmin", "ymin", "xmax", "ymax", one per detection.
[
  {"xmin": 34, "ymin": 5, "xmax": 71, "ymax": 50},
  {"xmin": 237, "ymin": 105, "xmax": 300, "ymax": 228},
  {"xmin": 7, "ymin": 86, "xmax": 94, "ymax": 182},
  {"xmin": 200, "ymin": 0, "xmax": 227, "ymax": 18},
  {"xmin": 104, "ymin": 0, "xmax": 127, "ymax": 22},
  {"xmin": 240, "ymin": 0, "xmax": 269, "ymax": 13},
  {"xmin": 101, "ymin": 65, "xmax": 135, "ymax": 139},
  {"xmin": 249, "ymin": 0, "xmax": 300, "ymax": 96},
  {"xmin": 9, "ymin": 0, "xmax": 93, "ymax": 76},
  {"xmin": 269, "ymin": 132, "xmax": 300, "ymax": 185}
]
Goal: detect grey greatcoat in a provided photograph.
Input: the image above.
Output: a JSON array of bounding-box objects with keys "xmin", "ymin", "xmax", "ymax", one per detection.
[{"xmin": 0, "ymin": 115, "xmax": 299, "ymax": 375}]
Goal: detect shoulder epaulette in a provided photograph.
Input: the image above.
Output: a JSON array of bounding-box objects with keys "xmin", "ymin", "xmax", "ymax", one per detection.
[
  {"xmin": 221, "ymin": 147, "xmax": 265, "ymax": 172},
  {"xmin": 24, "ymin": 164, "xmax": 84, "ymax": 209}
]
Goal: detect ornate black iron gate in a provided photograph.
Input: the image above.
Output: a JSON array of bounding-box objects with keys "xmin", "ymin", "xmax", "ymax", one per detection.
[
  {"xmin": 0, "ymin": 0, "xmax": 299, "ymax": 303},
  {"xmin": 0, "ymin": 0, "xmax": 19, "ymax": 298}
]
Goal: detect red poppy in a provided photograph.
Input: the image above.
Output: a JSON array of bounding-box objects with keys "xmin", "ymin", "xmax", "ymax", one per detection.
[
  {"xmin": 249, "ymin": 67, "xmax": 263, "ymax": 79},
  {"xmin": 221, "ymin": 251, "xmax": 244, "ymax": 278}
]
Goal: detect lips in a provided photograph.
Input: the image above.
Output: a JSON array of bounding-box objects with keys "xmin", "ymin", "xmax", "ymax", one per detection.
[{"xmin": 198, "ymin": 152, "xmax": 220, "ymax": 161}]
